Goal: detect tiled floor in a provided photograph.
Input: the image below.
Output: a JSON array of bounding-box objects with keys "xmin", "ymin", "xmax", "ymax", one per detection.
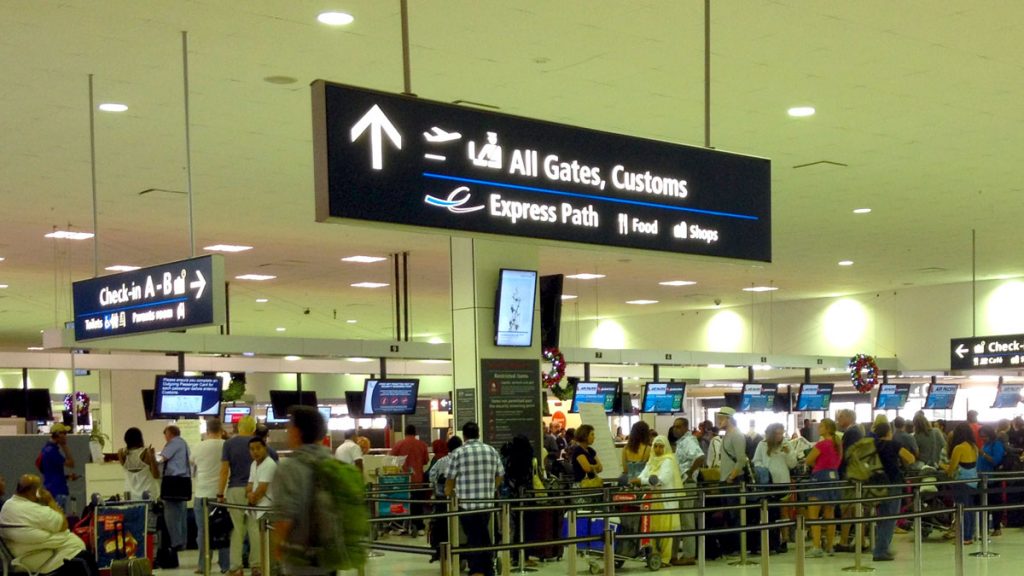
[{"xmin": 163, "ymin": 526, "xmax": 1024, "ymax": 576}]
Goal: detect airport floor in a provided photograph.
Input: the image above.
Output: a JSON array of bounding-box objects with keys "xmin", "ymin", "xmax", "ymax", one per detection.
[{"xmin": 165, "ymin": 525, "xmax": 1024, "ymax": 576}]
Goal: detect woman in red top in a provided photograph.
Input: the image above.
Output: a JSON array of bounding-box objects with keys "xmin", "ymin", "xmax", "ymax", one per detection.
[{"xmin": 804, "ymin": 418, "xmax": 842, "ymax": 558}]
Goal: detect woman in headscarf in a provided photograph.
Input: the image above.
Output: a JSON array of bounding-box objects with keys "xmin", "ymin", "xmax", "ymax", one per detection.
[{"xmin": 630, "ymin": 435, "xmax": 682, "ymax": 567}]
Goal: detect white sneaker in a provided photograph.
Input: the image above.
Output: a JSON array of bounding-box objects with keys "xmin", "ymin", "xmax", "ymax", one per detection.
[{"xmin": 806, "ymin": 548, "xmax": 824, "ymax": 558}]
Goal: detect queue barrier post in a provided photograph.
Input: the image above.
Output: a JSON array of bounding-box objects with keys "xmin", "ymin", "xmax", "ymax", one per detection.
[
  {"xmin": 449, "ymin": 496, "xmax": 460, "ymax": 572},
  {"xmin": 697, "ymin": 490, "xmax": 706, "ymax": 576},
  {"xmin": 729, "ymin": 480, "xmax": 757, "ymax": 566},
  {"xmin": 970, "ymin": 475, "xmax": 998, "ymax": 558},
  {"xmin": 441, "ymin": 542, "xmax": 451, "ymax": 576},
  {"xmin": 259, "ymin": 516, "xmax": 272, "ymax": 576},
  {"xmin": 913, "ymin": 488, "xmax": 923, "ymax": 576},
  {"xmin": 202, "ymin": 499, "xmax": 211, "ymax": 576},
  {"xmin": 954, "ymin": 504, "xmax": 965, "ymax": 576},
  {"xmin": 759, "ymin": 498, "xmax": 770, "ymax": 576},
  {"xmin": 604, "ymin": 524, "xmax": 615, "ymax": 576},
  {"xmin": 795, "ymin": 514, "xmax": 806, "ymax": 576},
  {"xmin": 567, "ymin": 508, "xmax": 577, "ymax": 576},
  {"xmin": 501, "ymin": 501, "xmax": 512, "ymax": 576},
  {"xmin": 515, "ymin": 506, "xmax": 537, "ymax": 574},
  {"xmin": 842, "ymin": 481, "xmax": 873, "ymax": 572}
]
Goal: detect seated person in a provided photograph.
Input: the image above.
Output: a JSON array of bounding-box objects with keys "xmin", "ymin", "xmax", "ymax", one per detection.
[{"xmin": 0, "ymin": 474, "xmax": 98, "ymax": 576}]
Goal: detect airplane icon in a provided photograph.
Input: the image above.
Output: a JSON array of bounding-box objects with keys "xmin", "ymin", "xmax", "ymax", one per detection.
[{"xmin": 423, "ymin": 126, "xmax": 462, "ymax": 143}]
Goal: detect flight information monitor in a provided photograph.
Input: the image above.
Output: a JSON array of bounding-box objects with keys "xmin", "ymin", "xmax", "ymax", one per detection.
[
  {"xmin": 154, "ymin": 376, "xmax": 221, "ymax": 418},
  {"xmin": 363, "ymin": 379, "xmax": 419, "ymax": 415},
  {"xmin": 874, "ymin": 383, "xmax": 912, "ymax": 410},
  {"xmin": 992, "ymin": 382, "xmax": 1023, "ymax": 409},
  {"xmin": 570, "ymin": 381, "xmax": 620, "ymax": 414},
  {"xmin": 923, "ymin": 383, "xmax": 958, "ymax": 410},
  {"xmin": 641, "ymin": 382, "xmax": 686, "ymax": 414},
  {"xmin": 795, "ymin": 383, "xmax": 834, "ymax": 411},
  {"xmin": 739, "ymin": 383, "xmax": 778, "ymax": 412}
]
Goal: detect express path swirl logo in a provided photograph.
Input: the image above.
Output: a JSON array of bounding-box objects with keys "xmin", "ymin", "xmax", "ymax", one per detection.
[{"xmin": 424, "ymin": 186, "xmax": 484, "ymax": 213}]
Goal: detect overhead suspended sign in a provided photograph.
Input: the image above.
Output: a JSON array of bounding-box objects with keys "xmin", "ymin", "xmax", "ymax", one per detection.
[
  {"xmin": 313, "ymin": 81, "xmax": 772, "ymax": 261},
  {"xmin": 72, "ymin": 255, "xmax": 225, "ymax": 341},
  {"xmin": 950, "ymin": 333, "xmax": 1024, "ymax": 370}
]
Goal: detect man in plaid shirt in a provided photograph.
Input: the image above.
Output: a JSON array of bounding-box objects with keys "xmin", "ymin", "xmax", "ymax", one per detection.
[{"xmin": 445, "ymin": 421, "xmax": 504, "ymax": 576}]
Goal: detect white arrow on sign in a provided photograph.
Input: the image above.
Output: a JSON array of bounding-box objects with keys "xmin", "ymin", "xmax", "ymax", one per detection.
[
  {"xmin": 955, "ymin": 344, "xmax": 968, "ymax": 359},
  {"xmin": 350, "ymin": 104, "xmax": 402, "ymax": 170},
  {"xmin": 190, "ymin": 270, "xmax": 207, "ymax": 299}
]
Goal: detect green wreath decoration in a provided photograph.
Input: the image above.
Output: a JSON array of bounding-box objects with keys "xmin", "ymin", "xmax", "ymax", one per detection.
[
  {"xmin": 222, "ymin": 376, "xmax": 247, "ymax": 402},
  {"xmin": 848, "ymin": 353, "xmax": 879, "ymax": 393},
  {"xmin": 543, "ymin": 347, "xmax": 572, "ymax": 401}
]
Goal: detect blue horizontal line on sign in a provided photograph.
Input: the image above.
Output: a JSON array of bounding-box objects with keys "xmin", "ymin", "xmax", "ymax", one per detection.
[
  {"xmin": 77, "ymin": 296, "xmax": 189, "ymax": 317},
  {"xmin": 422, "ymin": 172, "xmax": 759, "ymax": 221}
]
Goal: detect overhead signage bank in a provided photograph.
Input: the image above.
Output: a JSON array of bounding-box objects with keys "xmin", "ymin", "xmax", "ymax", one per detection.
[
  {"xmin": 313, "ymin": 81, "xmax": 772, "ymax": 261},
  {"xmin": 72, "ymin": 255, "xmax": 225, "ymax": 341},
  {"xmin": 951, "ymin": 333, "xmax": 1024, "ymax": 370}
]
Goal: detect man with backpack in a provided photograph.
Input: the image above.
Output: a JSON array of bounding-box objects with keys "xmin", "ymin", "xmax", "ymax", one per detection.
[
  {"xmin": 271, "ymin": 406, "xmax": 367, "ymax": 575},
  {"xmin": 835, "ymin": 409, "xmax": 863, "ymax": 552}
]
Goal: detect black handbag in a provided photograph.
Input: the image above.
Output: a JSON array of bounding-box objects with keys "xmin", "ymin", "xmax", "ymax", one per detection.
[
  {"xmin": 208, "ymin": 505, "xmax": 233, "ymax": 549},
  {"xmin": 160, "ymin": 475, "xmax": 192, "ymax": 501}
]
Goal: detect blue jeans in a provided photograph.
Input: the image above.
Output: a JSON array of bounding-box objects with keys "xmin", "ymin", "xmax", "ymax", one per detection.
[
  {"xmin": 955, "ymin": 487, "xmax": 977, "ymax": 541},
  {"xmin": 873, "ymin": 489, "xmax": 900, "ymax": 557},
  {"xmin": 195, "ymin": 497, "xmax": 230, "ymax": 572},
  {"xmin": 163, "ymin": 498, "xmax": 188, "ymax": 549}
]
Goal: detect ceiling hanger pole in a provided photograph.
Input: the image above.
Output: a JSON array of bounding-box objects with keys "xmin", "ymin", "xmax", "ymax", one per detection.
[
  {"xmin": 182, "ymin": 31, "xmax": 195, "ymax": 257},
  {"xmin": 704, "ymin": 0, "xmax": 711, "ymax": 148},
  {"xmin": 400, "ymin": 0, "xmax": 413, "ymax": 95},
  {"xmin": 88, "ymin": 74, "xmax": 99, "ymax": 277},
  {"xmin": 972, "ymin": 228, "xmax": 976, "ymax": 336}
]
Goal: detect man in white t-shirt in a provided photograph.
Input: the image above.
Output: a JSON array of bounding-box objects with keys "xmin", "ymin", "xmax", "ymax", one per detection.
[
  {"xmin": 334, "ymin": 429, "xmax": 364, "ymax": 472},
  {"xmin": 245, "ymin": 437, "xmax": 277, "ymax": 576},
  {"xmin": 192, "ymin": 418, "xmax": 229, "ymax": 573}
]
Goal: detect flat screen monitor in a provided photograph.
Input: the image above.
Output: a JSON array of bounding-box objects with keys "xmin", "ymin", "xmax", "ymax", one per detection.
[
  {"xmin": 874, "ymin": 383, "xmax": 911, "ymax": 410},
  {"xmin": 223, "ymin": 405, "xmax": 252, "ymax": 424},
  {"xmin": 494, "ymin": 268, "xmax": 538, "ymax": 347},
  {"xmin": 923, "ymin": 383, "xmax": 958, "ymax": 410},
  {"xmin": 21, "ymin": 389, "xmax": 52, "ymax": 421},
  {"xmin": 641, "ymin": 382, "xmax": 686, "ymax": 414},
  {"xmin": 362, "ymin": 379, "xmax": 419, "ymax": 415},
  {"xmin": 344, "ymin": 391, "xmax": 365, "ymax": 418},
  {"xmin": 269, "ymin": 390, "xmax": 318, "ymax": 418},
  {"xmin": 570, "ymin": 381, "xmax": 620, "ymax": 414},
  {"xmin": 539, "ymin": 274, "xmax": 564, "ymax": 349},
  {"xmin": 0, "ymin": 389, "xmax": 23, "ymax": 418},
  {"xmin": 739, "ymin": 383, "xmax": 778, "ymax": 412},
  {"xmin": 265, "ymin": 405, "xmax": 289, "ymax": 425},
  {"xmin": 141, "ymin": 389, "xmax": 156, "ymax": 420},
  {"xmin": 62, "ymin": 410, "xmax": 90, "ymax": 427},
  {"xmin": 992, "ymin": 382, "xmax": 1023, "ymax": 409},
  {"xmin": 318, "ymin": 405, "xmax": 333, "ymax": 422},
  {"xmin": 154, "ymin": 375, "xmax": 222, "ymax": 419},
  {"xmin": 795, "ymin": 383, "xmax": 834, "ymax": 411}
]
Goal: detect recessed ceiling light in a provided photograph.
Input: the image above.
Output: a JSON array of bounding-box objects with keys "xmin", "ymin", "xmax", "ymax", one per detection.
[
  {"xmin": 347, "ymin": 357, "xmax": 374, "ymax": 363},
  {"xmin": 275, "ymin": 327, "xmax": 286, "ymax": 332},
  {"xmin": 204, "ymin": 244, "xmax": 253, "ymax": 253},
  {"xmin": 0, "ymin": 284, "xmax": 8, "ymax": 289},
  {"xmin": 566, "ymin": 273, "xmax": 605, "ymax": 280},
  {"xmin": 0, "ymin": 257, "xmax": 5, "ymax": 262},
  {"xmin": 98, "ymin": 103, "xmax": 128, "ymax": 113},
  {"xmin": 255, "ymin": 298, "xmax": 269, "ymax": 303},
  {"xmin": 742, "ymin": 286, "xmax": 779, "ymax": 292},
  {"xmin": 105, "ymin": 265, "xmax": 140, "ymax": 272},
  {"xmin": 283, "ymin": 355, "xmax": 302, "ymax": 362},
  {"xmin": 659, "ymin": 280, "xmax": 697, "ymax": 287},
  {"xmin": 341, "ymin": 255, "xmax": 386, "ymax": 263},
  {"xmin": 560, "ymin": 294, "xmax": 578, "ymax": 300},
  {"xmin": 346, "ymin": 319, "xmax": 358, "ymax": 324},
  {"xmin": 351, "ymin": 282, "xmax": 389, "ymax": 288},
  {"xmin": 317, "ymin": 11, "xmax": 354, "ymax": 26},
  {"xmin": 263, "ymin": 75, "xmax": 298, "ymax": 85},
  {"xmin": 838, "ymin": 260, "xmax": 854, "ymax": 266},
  {"xmin": 853, "ymin": 208, "xmax": 872, "ymax": 214},
  {"xmin": 428, "ymin": 336, "xmax": 444, "ymax": 344},
  {"xmin": 242, "ymin": 352, "xmax": 256, "ymax": 357},
  {"xmin": 626, "ymin": 300, "xmax": 659, "ymax": 305},
  {"xmin": 27, "ymin": 346, "xmax": 44, "ymax": 351},
  {"xmin": 707, "ymin": 364, "xmax": 726, "ymax": 369},
  {"xmin": 419, "ymin": 359, "xmax": 451, "ymax": 364},
  {"xmin": 787, "ymin": 106, "xmax": 815, "ymax": 117},
  {"xmin": 236, "ymin": 274, "xmax": 276, "ymax": 281},
  {"xmin": 45, "ymin": 230, "xmax": 94, "ymax": 240}
]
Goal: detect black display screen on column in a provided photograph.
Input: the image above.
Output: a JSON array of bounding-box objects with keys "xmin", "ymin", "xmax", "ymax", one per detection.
[{"xmin": 313, "ymin": 81, "xmax": 772, "ymax": 261}]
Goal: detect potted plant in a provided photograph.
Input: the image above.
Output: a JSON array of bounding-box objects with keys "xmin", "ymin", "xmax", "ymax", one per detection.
[{"xmin": 89, "ymin": 420, "xmax": 110, "ymax": 463}]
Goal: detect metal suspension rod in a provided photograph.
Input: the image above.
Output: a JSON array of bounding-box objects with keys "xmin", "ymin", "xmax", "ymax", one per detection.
[
  {"xmin": 88, "ymin": 74, "xmax": 99, "ymax": 277},
  {"xmin": 704, "ymin": 0, "xmax": 711, "ymax": 148},
  {"xmin": 400, "ymin": 0, "xmax": 413, "ymax": 94},
  {"xmin": 182, "ymin": 31, "xmax": 195, "ymax": 257}
]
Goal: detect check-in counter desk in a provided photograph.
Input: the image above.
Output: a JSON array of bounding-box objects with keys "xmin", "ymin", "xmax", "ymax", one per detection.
[{"xmin": 85, "ymin": 462, "xmax": 129, "ymax": 499}]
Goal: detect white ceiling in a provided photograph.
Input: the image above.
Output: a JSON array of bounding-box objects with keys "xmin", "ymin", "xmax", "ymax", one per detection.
[{"xmin": 2, "ymin": 1, "xmax": 1023, "ymax": 349}]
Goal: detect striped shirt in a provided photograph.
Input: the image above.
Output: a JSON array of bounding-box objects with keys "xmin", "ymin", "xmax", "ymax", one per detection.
[{"xmin": 448, "ymin": 439, "xmax": 504, "ymax": 510}]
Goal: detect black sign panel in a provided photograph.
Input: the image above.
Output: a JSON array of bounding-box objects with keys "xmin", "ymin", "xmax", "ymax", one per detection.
[
  {"xmin": 72, "ymin": 255, "xmax": 224, "ymax": 341},
  {"xmin": 313, "ymin": 81, "xmax": 772, "ymax": 261},
  {"xmin": 950, "ymin": 334, "xmax": 1024, "ymax": 371},
  {"xmin": 480, "ymin": 358, "xmax": 541, "ymax": 456}
]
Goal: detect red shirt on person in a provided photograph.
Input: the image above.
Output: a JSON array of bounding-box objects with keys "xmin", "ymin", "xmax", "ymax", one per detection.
[{"xmin": 390, "ymin": 432, "xmax": 429, "ymax": 483}]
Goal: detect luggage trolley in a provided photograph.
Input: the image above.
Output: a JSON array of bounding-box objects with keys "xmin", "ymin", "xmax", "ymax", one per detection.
[
  {"xmin": 91, "ymin": 502, "xmax": 151, "ymax": 574},
  {"xmin": 586, "ymin": 491, "xmax": 658, "ymax": 573},
  {"xmin": 375, "ymin": 464, "xmax": 414, "ymax": 537}
]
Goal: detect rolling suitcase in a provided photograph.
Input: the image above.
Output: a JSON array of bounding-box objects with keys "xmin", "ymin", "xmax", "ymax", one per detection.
[{"xmin": 111, "ymin": 522, "xmax": 153, "ymax": 576}]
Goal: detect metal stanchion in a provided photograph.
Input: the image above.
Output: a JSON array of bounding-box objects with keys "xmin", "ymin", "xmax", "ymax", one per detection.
[
  {"xmin": 501, "ymin": 502, "xmax": 512, "ymax": 576},
  {"xmin": 604, "ymin": 525, "xmax": 615, "ymax": 576},
  {"xmin": 729, "ymin": 481, "xmax": 757, "ymax": 566},
  {"xmin": 795, "ymin": 514, "xmax": 806, "ymax": 576},
  {"xmin": 912, "ymin": 490, "xmax": 923, "ymax": 576},
  {"xmin": 843, "ymin": 482, "xmax": 873, "ymax": 572},
  {"xmin": 954, "ymin": 504, "xmax": 965, "ymax": 576},
  {"xmin": 759, "ymin": 498, "xmax": 770, "ymax": 576},
  {"xmin": 441, "ymin": 542, "xmax": 452, "ymax": 576},
  {"xmin": 697, "ymin": 491, "xmax": 706, "ymax": 576},
  {"xmin": 970, "ymin": 476, "xmax": 998, "ymax": 557},
  {"xmin": 515, "ymin": 506, "xmax": 537, "ymax": 573},
  {"xmin": 260, "ymin": 516, "xmax": 272, "ymax": 576},
  {"xmin": 368, "ymin": 491, "xmax": 385, "ymax": 558},
  {"xmin": 567, "ymin": 508, "xmax": 577, "ymax": 576},
  {"xmin": 449, "ymin": 496, "xmax": 460, "ymax": 571},
  {"xmin": 202, "ymin": 499, "xmax": 211, "ymax": 576}
]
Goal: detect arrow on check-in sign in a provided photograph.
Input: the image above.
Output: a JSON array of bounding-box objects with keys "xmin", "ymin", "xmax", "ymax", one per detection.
[
  {"xmin": 350, "ymin": 104, "xmax": 402, "ymax": 170},
  {"xmin": 190, "ymin": 270, "xmax": 207, "ymax": 299},
  {"xmin": 955, "ymin": 344, "xmax": 968, "ymax": 359}
]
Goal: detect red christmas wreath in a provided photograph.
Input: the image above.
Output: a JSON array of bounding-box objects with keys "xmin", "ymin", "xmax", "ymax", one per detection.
[
  {"xmin": 542, "ymin": 347, "xmax": 572, "ymax": 400},
  {"xmin": 64, "ymin": 391, "xmax": 90, "ymax": 418},
  {"xmin": 848, "ymin": 354, "xmax": 879, "ymax": 393}
]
